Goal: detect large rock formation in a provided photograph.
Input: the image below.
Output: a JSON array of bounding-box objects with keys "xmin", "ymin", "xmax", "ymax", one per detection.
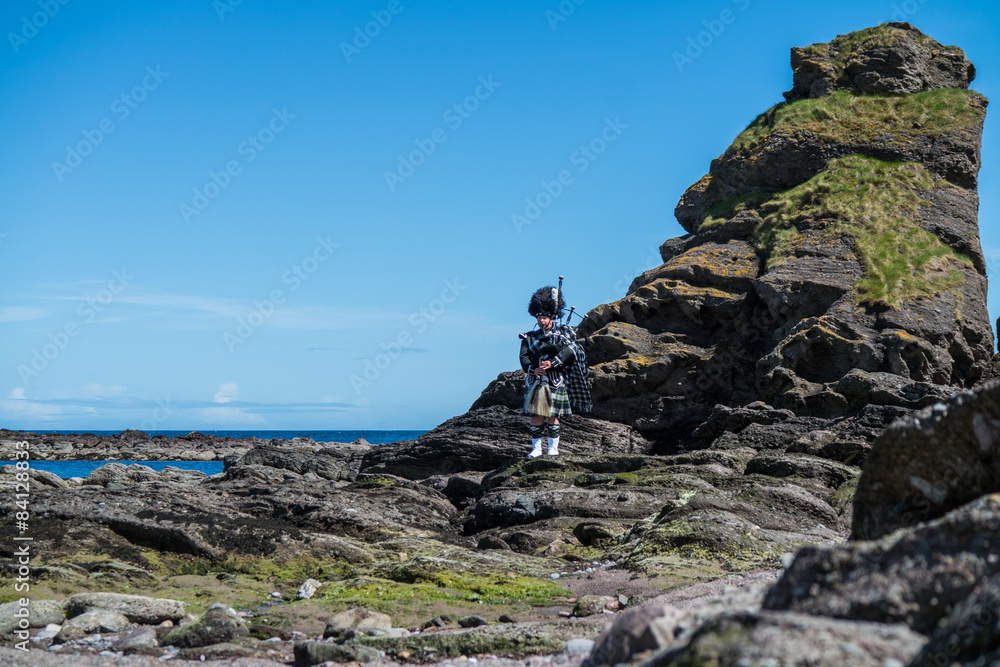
[{"xmin": 564, "ymin": 22, "xmax": 992, "ymax": 447}]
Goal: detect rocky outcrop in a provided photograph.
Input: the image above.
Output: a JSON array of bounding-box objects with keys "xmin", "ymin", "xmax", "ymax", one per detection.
[
  {"xmin": 0, "ymin": 428, "xmax": 370, "ymax": 462},
  {"xmin": 360, "ymin": 405, "xmax": 650, "ymax": 479},
  {"xmin": 559, "ymin": 22, "xmax": 991, "ymax": 447},
  {"xmin": 783, "ymin": 22, "xmax": 975, "ymax": 101}
]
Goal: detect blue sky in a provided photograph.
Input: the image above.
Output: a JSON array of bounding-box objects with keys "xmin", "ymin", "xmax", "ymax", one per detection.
[{"xmin": 2, "ymin": 0, "xmax": 998, "ymax": 432}]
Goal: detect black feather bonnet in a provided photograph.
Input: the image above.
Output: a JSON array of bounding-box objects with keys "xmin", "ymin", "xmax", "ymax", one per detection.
[{"xmin": 528, "ymin": 286, "xmax": 565, "ymax": 318}]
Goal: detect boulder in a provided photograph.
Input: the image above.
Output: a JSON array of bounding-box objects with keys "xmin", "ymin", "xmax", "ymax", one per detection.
[
  {"xmin": 295, "ymin": 641, "xmax": 381, "ymax": 665},
  {"xmin": 233, "ymin": 442, "xmax": 371, "ymax": 481},
  {"xmin": 162, "ymin": 604, "xmax": 249, "ymax": 648},
  {"xmin": 908, "ymin": 573, "xmax": 1000, "ymax": 666},
  {"xmin": 583, "ymin": 603, "xmax": 684, "ymax": 667},
  {"xmin": 652, "ymin": 611, "xmax": 925, "ymax": 666},
  {"xmin": 0, "ymin": 599, "xmax": 65, "ymax": 635},
  {"xmin": 323, "ymin": 607, "xmax": 393, "ymax": 639},
  {"xmin": 297, "ymin": 578, "xmax": 322, "ymax": 600},
  {"xmin": 766, "ymin": 494, "xmax": 1000, "ymax": 635},
  {"xmin": 853, "ymin": 381, "xmax": 1000, "ymax": 540},
  {"xmin": 53, "ymin": 608, "xmax": 131, "ymax": 643},
  {"xmin": 572, "ymin": 595, "xmax": 617, "ymax": 617},
  {"xmin": 65, "ymin": 592, "xmax": 185, "ymax": 625},
  {"xmin": 0, "ymin": 466, "xmax": 68, "ymax": 489},
  {"xmin": 111, "ymin": 625, "xmax": 160, "ymax": 654},
  {"xmin": 457, "ymin": 615, "xmax": 488, "ymax": 628},
  {"xmin": 82, "ymin": 462, "xmax": 160, "ymax": 486}
]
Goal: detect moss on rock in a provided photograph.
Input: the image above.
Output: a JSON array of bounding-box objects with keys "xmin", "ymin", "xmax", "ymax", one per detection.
[{"xmin": 704, "ymin": 155, "xmax": 972, "ymax": 306}]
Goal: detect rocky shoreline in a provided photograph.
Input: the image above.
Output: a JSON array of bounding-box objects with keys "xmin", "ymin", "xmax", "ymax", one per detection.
[
  {"xmin": 4, "ymin": 22, "xmax": 1000, "ymax": 667},
  {"xmin": 0, "ymin": 429, "xmax": 350, "ymax": 462},
  {"xmin": 0, "ymin": 405, "xmax": 853, "ymax": 666}
]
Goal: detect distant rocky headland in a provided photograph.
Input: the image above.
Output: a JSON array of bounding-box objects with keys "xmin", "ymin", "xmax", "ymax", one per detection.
[
  {"xmin": 0, "ymin": 429, "xmax": 349, "ymax": 462},
  {"xmin": 4, "ymin": 22, "xmax": 1000, "ymax": 667}
]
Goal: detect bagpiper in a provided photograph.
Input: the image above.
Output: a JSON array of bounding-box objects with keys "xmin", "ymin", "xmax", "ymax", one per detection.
[{"xmin": 519, "ymin": 283, "xmax": 592, "ymax": 459}]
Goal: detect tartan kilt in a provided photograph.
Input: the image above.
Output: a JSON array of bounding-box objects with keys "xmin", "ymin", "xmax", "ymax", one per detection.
[{"xmin": 522, "ymin": 372, "xmax": 573, "ymax": 418}]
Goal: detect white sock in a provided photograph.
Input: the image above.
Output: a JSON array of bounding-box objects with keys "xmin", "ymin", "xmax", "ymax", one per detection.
[
  {"xmin": 547, "ymin": 436, "xmax": 559, "ymax": 456},
  {"xmin": 527, "ymin": 438, "xmax": 543, "ymax": 459}
]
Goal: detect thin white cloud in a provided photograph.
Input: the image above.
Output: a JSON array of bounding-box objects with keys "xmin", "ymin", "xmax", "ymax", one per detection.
[
  {"xmin": 0, "ymin": 307, "xmax": 48, "ymax": 323},
  {"xmin": 11, "ymin": 284, "xmax": 489, "ymax": 335},
  {"xmin": 83, "ymin": 384, "xmax": 127, "ymax": 399},
  {"xmin": 0, "ymin": 391, "xmax": 63, "ymax": 421},
  {"xmin": 200, "ymin": 406, "xmax": 267, "ymax": 425},
  {"xmin": 213, "ymin": 383, "xmax": 238, "ymax": 404}
]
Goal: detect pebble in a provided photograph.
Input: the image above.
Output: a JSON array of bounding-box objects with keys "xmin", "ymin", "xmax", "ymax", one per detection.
[{"xmin": 550, "ymin": 573, "xmax": 560, "ymax": 580}]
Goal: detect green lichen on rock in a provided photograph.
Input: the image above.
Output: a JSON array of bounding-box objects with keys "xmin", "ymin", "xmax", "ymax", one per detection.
[
  {"xmin": 705, "ymin": 154, "xmax": 971, "ymax": 307},
  {"xmin": 731, "ymin": 88, "xmax": 982, "ymax": 152},
  {"xmin": 319, "ymin": 571, "xmax": 569, "ymax": 612},
  {"xmin": 830, "ymin": 477, "xmax": 858, "ymax": 518},
  {"xmin": 799, "ymin": 23, "xmax": 933, "ymax": 74},
  {"xmin": 353, "ymin": 624, "xmax": 567, "ymax": 660},
  {"xmin": 624, "ymin": 514, "xmax": 780, "ymax": 572}
]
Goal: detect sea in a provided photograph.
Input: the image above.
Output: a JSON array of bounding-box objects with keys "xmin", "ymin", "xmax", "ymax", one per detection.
[{"xmin": 3, "ymin": 429, "xmax": 426, "ymax": 480}]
